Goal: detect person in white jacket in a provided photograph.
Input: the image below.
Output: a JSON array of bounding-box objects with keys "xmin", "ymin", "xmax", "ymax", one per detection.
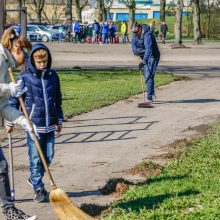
[{"xmin": 0, "ymin": 28, "xmax": 37, "ymax": 220}]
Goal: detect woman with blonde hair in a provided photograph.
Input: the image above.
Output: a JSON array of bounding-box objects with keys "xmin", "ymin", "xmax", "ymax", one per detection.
[{"xmin": 0, "ymin": 28, "xmax": 37, "ymax": 220}]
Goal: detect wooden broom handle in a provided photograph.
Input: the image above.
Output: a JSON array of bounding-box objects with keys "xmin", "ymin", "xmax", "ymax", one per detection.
[{"xmin": 8, "ymin": 68, "xmax": 57, "ymax": 189}]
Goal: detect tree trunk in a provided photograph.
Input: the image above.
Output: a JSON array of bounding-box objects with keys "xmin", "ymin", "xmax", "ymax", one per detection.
[
  {"xmin": 75, "ymin": 0, "xmax": 82, "ymax": 22},
  {"xmin": 128, "ymin": 0, "xmax": 135, "ymax": 31},
  {"xmin": 106, "ymin": 7, "xmax": 111, "ymax": 20},
  {"xmin": 206, "ymin": 0, "xmax": 211, "ymax": 39},
  {"xmin": 192, "ymin": 0, "xmax": 202, "ymax": 45},
  {"xmin": 37, "ymin": 6, "xmax": 42, "ymax": 22},
  {"xmin": 66, "ymin": 0, "xmax": 72, "ymax": 21},
  {"xmin": 160, "ymin": 0, "xmax": 166, "ymax": 22},
  {"xmin": 33, "ymin": 0, "xmax": 45, "ymax": 23},
  {"xmin": 97, "ymin": 0, "xmax": 103, "ymax": 22},
  {"xmin": 174, "ymin": 0, "xmax": 183, "ymax": 47}
]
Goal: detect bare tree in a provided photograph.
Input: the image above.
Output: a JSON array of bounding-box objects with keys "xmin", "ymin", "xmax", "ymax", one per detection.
[
  {"xmin": 104, "ymin": 0, "xmax": 114, "ymax": 21},
  {"xmin": 97, "ymin": 0, "xmax": 104, "ymax": 22},
  {"xmin": 50, "ymin": 0, "xmax": 66, "ymax": 24},
  {"xmin": 191, "ymin": 0, "xmax": 202, "ymax": 44},
  {"xmin": 74, "ymin": 0, "xmax": 88, "ymax": 22},
  {"xmin": 174, "ymin": 0, "xmax": 184, "ymax": 47},
  {"xmin": 160, "ymin": 0, "xmax": 166, "ymax": 22},
  {"xmin": 26, "ymin": 0, "xmax": 45, "ymax": 23},
  {"xmin": 66, "ymin": 0, "xmax": 72, "ymax": 21},
  {"xmin": 123, "ymin": 0, "xmax": 136, "ymax": 30}
]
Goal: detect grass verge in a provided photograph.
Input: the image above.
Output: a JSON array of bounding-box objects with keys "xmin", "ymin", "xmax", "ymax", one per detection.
[
  {"xmin": 104, "ymin": 123, "xmax": 220, "ymax": 219},
  {"xmin": 58, "ymin": 70, "xmax": 184, "ymax": 118}
]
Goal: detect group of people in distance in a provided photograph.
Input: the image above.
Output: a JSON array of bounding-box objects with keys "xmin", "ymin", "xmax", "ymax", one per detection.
[{"xmin": 58, "ymin": 18, "xmax": 168, "ymax": 45}]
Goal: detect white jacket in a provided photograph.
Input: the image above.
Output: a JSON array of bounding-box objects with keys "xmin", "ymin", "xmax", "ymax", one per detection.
[{"xmin": 0, "ymin": 43, "xmax": 22, "ymax": 122}]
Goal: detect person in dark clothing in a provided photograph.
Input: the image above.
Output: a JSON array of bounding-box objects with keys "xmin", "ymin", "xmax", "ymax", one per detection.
[
  {"xmin": 81, "ymin": 23, "xmax": 88, "ymax": 43},
  {"xmin": 109, "ymin": 21, "xmax": 116, "ymax": 44},
  {"xmin": 92, "ymin": 20, "xmax": 100, "ymax": 43},
  {"xmin": 160, "ymin": 21, "xmax": 168, "ymax": 44},
  {"xmin": 66, "ymin": 20, "xmax": 73, "ymax": 42},
  {"xmin": 132, "ymin": 23, "xmax": 160, "ymax": 105}
]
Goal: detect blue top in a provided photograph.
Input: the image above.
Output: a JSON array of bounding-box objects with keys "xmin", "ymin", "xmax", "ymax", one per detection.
[
  {"xmin": 132, "ymin": 24, "xmax": 160, "ymax": 64},
  {"xmin": 8, "ymin": 43, "xmax": 63, "ymax": 132},
  {"xmin": 102, "ymin": 24, "xmax": 109, "ymax": 35},
  {"xmin": 74, "ymin": 22, "xmax": 80, "ymax": 33}
]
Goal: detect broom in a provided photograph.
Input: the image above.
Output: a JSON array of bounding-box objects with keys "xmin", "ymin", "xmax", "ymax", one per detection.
[{"xmin": 8, "ymin": 68, "xmax": 95, "ymax": 220}]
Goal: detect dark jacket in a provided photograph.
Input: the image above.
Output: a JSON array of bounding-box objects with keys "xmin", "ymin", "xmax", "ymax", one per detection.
[
  {"xmin": 132, "ymin": 24, "xmax": 160, "ymax": 64},
  {"xmin": 92, "ymin": 22, "xmax": 100, "ymax": 32},
  {"xmin": 160, "ymin": 24, "xmax": 168, "ymax": 34},
  {"xmin": 9, "ymin": 43, "xmax": 63, "ymax": 128}
]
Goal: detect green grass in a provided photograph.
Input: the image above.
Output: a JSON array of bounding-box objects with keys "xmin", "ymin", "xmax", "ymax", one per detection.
[
  {"xmin": 105, "ymin": 123, "xmax": 220, "ymax": 219},
  {"xmin": 58, "ymin": 70, "xmax": 176, "ymax": 118}
]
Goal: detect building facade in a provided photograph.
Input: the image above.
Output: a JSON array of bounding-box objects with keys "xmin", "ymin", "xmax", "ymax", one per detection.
[{"xmin": 82, "ymin": 0, "xmax": 161, "ymax": 23}]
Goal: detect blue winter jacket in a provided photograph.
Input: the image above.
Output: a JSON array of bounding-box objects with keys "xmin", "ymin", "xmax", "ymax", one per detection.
[
  {"xmin": 74, "ymin": 22, "xmax": 80, "ymax": 33},
  {"xmin": 132, "ymin": 24, "xmax": 160, "ymax": 64},
  {"xmin": 9, "ymin": 43, "xmax": 63, "ymax": 128},
  {"xmin": 102, "ymin": 24, "xmax": 109, "ymax": 35}
]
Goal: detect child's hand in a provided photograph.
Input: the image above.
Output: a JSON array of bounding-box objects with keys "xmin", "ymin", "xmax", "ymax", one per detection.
[{"xmin": 56, "ymin": 125, "xmax": 62, "ymax": 133}]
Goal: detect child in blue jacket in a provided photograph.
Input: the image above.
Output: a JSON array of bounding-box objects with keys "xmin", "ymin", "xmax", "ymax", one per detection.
[{"xmin": 6, "ymin": 43, "xmax": 63, "ymax": 203}]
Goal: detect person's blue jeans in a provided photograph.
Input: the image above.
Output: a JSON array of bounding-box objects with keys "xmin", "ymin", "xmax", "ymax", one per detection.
[
  {"xmin": 27, "ymin": 131, "xmax": 55, "ymax": 192},
  {"xmin": 58, "ymin": 33, "xmax": 63, "ymax": 42},
  {"xmin": 102, "ymin": 34, "xmax": 108, "ymax": 44},
  {"xmin": 144, "ymin": 56, "xmax": 160, "ymax": 101}
]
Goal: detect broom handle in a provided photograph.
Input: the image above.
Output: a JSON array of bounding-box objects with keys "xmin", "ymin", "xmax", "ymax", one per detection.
[
  {"xmin": 8, "ymin": 133, "xmax": 15, "ymax": 201},
  {"xmin": 8, "ymin": 68, "xmax": 57, "ymax": 189},
  {"xmin": 138, "ymin": 57, "xmax": 146, "ymax": 101}
]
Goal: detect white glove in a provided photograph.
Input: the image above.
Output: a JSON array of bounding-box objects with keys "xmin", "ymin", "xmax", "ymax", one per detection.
[
  {"xmin": 14, "ymin": 116, "xmax": 38, "ymax": 140},
  {"xmin": 8, "ymin": 79, "xmax": 27, "ymax": 97}
]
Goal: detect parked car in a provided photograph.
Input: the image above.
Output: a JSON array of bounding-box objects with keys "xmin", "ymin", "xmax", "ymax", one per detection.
[
  {"xmin": 47, "ymin": 24, "xmax": 67, "ymax": 41},
  {"xmin": 27, "ymin": 25, "xmax": 53, "ymax": 42},
  {"xmin": 10, "ymin": 26, "xmax": 42, "ymax": 42}
]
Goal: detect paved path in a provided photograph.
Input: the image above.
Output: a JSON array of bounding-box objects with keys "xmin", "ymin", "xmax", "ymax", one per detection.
[{"xmin": 0, "ymin": 42, "xmax": 220, "ymax": 220}]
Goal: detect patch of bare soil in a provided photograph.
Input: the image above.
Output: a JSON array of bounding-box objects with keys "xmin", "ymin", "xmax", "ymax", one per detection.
[
  {"xmin": 80, "ymin": 203, "xmax": 108, "ymax": 218},
  {"xmin": 14, "ymin": 165, "xmax": 29, "ymax": 171},
  {"xmin": 126, "ymin": 160, "xmax": 162, "ymax": 178},
  {"xmin": 185, "ymin": 124, "xmax": 211, "ymax": 136},
  {"xmin": 99, "ymin": 178, "xmax": 132, "ymax": 197},
  {"xmin": 173, "ymin": 75, "xmax": 190, "ymax": 81}
]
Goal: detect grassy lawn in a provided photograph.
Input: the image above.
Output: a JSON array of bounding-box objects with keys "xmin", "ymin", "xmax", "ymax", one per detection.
[
  {"xmin": 58, "ymin": 70, "xmax": 177, "ymax": 118},
  {"xmin": 105, "ymin": 123, "xmax": 220, "ymax": 219}
]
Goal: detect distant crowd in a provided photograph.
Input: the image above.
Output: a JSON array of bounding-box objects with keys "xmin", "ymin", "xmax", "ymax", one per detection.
[{"xmin": 58, "ymin": 19, "xmax": 131, "ymax": 44}]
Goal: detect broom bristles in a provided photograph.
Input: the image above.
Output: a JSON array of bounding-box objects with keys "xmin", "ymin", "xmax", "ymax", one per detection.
[{"xmin": 49, "ymin": 188, "xmax": 96, "ymax": 220}]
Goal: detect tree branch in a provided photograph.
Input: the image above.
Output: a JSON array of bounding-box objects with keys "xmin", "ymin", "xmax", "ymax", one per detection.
[{"xmin": 80, "ymin": 0, "xmax": 88, "ymax": 10}]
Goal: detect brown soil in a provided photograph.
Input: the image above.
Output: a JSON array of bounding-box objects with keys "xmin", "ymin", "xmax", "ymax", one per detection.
[
  {"xmin": 99, "ymin": 178, "xmax": 132, "ymax": 196},
  {"xmin": 185, "ymin": 124, "xmax": 211, "ymax": 136},
  {"xmin": 14, "ymin": 165, "xmax": 29, "ymax": 171},
  {"xmin": 80, "ymin": 203, "xmax": 108, "ymax": 218},
  {"xmin": 126, "ymin": 161, "xmax": 162, "ymax": 178}
]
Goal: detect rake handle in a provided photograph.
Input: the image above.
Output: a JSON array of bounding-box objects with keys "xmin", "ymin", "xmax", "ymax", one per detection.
[
  {"xmin": 138, "ymin": 57, "xmax": 146, "ymax": 101},
  {"xmin": 8, "ymin": 133, "xmax": 15, "ymax": 201},
  {"xmin": 8, "ymin": 68, "xmax": 57, "ymax": 189}
]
